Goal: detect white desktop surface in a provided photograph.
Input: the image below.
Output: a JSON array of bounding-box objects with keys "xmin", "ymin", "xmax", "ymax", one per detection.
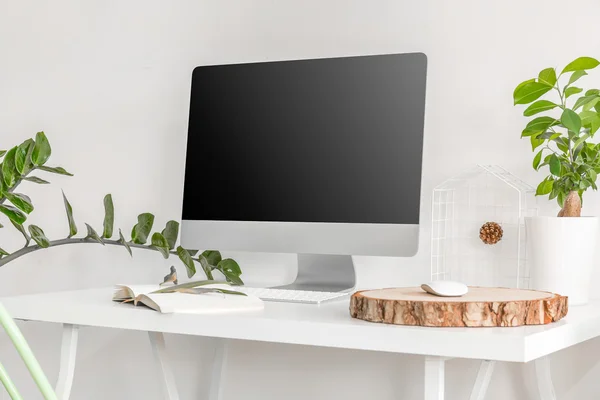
[{"xmin": 1, "ymin": 287, "xmax": 598, "ymax": 363}]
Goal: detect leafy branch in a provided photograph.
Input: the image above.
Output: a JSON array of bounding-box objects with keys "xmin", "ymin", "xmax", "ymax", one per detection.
[
  {"xmin": 514, "ymin": 56, "xmax": 600, "ymax": 216},
  {"xmin": 0, "ymin": 133, "xmax": 243, "ymax": 284}
]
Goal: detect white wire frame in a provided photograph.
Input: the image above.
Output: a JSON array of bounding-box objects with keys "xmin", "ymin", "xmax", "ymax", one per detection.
[{"xmin": 430, "ymin": 165, "xmax": 538, "ymax": 289}]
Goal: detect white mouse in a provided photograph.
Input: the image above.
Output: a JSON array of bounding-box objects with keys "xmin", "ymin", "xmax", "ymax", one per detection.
[{"xmin": 421, "ymin": 281, "xmax": 468, "ymax": 297}]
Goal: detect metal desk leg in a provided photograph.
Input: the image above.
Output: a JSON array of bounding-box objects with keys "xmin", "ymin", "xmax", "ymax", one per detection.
[
  {"xmin": 424, "ymin": 356, "xmax": 447, "ymax": 400},
  {"xmin": 55, "ymin": 324, "xmax": 79, "ymax": 400},
  {"xmin": 469, "ymin": 360, "xmax": 495, "ymax": 400},
  {"xmin": 208, "ymin": 339, "xmax": 228, "ymax": 400},
  {"xmin": 149, "ymin": 332, "xmax": 180, "ymax": 400},
  {"xmin": 535, "ymin": 356, "xmax": 557, "ymax": 400}
]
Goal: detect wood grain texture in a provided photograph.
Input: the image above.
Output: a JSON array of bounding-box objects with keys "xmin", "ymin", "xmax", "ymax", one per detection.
[{"xmin": 350, "ymin": 287, "xmax": 568, "ymax": 327}]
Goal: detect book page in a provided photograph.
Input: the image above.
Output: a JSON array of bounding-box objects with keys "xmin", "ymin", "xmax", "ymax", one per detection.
[{"xmin": 114, "ymin": 284, "xmax": 162, "ymax": 299}]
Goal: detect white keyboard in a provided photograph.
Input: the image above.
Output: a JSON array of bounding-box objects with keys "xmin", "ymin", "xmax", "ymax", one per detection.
[{"xmin": 237, "ymin": 287, "xmax": 350, "ymax": 304}]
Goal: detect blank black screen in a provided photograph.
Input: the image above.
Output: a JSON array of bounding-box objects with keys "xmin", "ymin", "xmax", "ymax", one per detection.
[{"xmin": 182, "ymin": 53, "xmax": 427, "ymax": 224}]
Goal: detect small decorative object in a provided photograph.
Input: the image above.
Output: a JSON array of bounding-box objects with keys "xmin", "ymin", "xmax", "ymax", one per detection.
[
  {"xmin": 431, "ymin": 165, "xmax": 537, "ymax": 289},
  {"xmin": 161, "ymin": 266, "xmax": 178, "ymax": 286},
  {"xmin": 350, "ymin": 287, "xmax": 568, "ymax": 327},
  {"xmin": 479, "ymin": 221, "xmax": 503, "ymax": 245},
  {"xmin": 0, "ymin": 132, "xmax": 244, "ymax": 285},
  {"xmin": 514, "ymin": 56, "xmax": 600, "ymax": 305}
]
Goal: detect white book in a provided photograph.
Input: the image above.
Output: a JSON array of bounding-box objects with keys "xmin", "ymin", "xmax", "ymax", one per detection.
[{"xmin": 113, "ymin": 283, "xmax": 264, "ymax": 314}]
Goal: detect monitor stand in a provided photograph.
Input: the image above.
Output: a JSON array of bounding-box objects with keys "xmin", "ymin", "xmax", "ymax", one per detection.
[{"xmin": 275, "ymin": 254, "xmax": 356, "ymax": 293}]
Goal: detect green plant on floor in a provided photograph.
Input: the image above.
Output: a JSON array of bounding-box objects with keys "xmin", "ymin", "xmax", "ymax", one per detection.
[
  {"xmin": 0, "ymin": 132, "xmax": 243, "ymax": 285},
  {"xmin": 513, "ymin": 56, "xmax": 600, "ymax": 217}
]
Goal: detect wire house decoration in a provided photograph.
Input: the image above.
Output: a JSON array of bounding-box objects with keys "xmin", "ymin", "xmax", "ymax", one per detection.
[{"xmin": 430, "ymin": 165, "xmax": 538, "ymax": 289}]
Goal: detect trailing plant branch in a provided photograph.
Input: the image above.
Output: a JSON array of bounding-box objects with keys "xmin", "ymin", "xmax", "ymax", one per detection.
[
  {"xmin": 0, "ymin": 238, "xmax": 175, "ymax": 267},
  {"xmin": 0, "ymin": 132, "xmax": 244, "ymax": 285}
]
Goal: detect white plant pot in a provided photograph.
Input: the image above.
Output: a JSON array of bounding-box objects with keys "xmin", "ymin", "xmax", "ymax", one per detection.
[{"xmin": 526, "ymin": 216, "xmax": 599, "ymax": 306}]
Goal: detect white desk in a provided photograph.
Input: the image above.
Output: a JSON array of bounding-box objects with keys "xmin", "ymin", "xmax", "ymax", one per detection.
[{"xmin": 2, "ymin": 288, "xmax": 598, "ymax": 400}]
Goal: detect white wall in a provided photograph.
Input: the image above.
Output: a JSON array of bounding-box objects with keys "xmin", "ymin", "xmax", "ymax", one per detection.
[{"xmin": 1, "ymin": 0, "xmax": 600, "ymax": 398}]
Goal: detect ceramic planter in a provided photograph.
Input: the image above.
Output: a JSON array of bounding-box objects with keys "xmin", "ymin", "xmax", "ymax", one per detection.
[{"xmin": 526, "ymin": 216, "xmax": 599, "ymax": 305}]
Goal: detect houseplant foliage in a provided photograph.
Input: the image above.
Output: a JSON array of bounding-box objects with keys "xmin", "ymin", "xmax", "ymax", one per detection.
[
  {"xmin": 513, "ymin": 56, "xmax": 600, "ymax": 217},
  {"xmin": 513, "ymin": 56, "xmax": 600, "ymax": 305},
  {"xmin": 0, "ymin": 132, "xmax": 243, "ymax": 285}
]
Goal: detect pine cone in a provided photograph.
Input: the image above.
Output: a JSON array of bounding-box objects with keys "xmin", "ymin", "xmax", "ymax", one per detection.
[{"xmin": 479, "ymin": 222, "xmax": 503, "ymax": 245}]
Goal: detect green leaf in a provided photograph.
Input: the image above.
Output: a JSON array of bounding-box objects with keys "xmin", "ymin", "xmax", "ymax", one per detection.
[
  {"xmin": 523, "ymin": 100, "xmax": 558, "ymax": 116},
  {"xmin": 217, "ymin": 259, "xmax": 244, "ymax": 285},
  {"xmin": 589, "ymin": 169, "xmax": 598, "ymax": 182},
  {"xmin": 151, "ymin": 232, "xmax": 170, "ymax": 259},
  {"xmin": 525, "ymin": 116, "xmax": 559, "ymax": 132},
  {"xmin": 568, "ymin": 70, "xmax": 588, "ymax": 87},
  {"xmin": 176, "ymin": 246, "xmax": 196, "ymax": 278},
  {"xmin": 549, "ymin": 154, "xmax": 561, "ymax": 175},
  {"xmin": 0, "ymin": 247, "xmax": 8, "ymax": 258},
  {"xmin": 536, "ymin": 179, "xmax": 554, "ymax": 196},
  {"xmin": 151, "ymin": 279, "xmax": 227, "ymax": 294},
  {"xmin": 197, "ymin": 254, "xmax": 215, "ymax": 280},
  {"xmin": 28, "ymin": 225, "xmax": 50, "ymax": 248},
  {"xmin": 558, "ymin": 190, "xmax": 566, "ymax": 207},
  {"xmin": 573, "ymin": 95, "xmax": 599, "ymax": 110},
  {"xmin": 0, "ymin": 150, "xmax": 5, "ymax": 157},
  {"xmin": 102, "ymin": 194, "xmax": 114, "ymax": 238},
  {"xmin": 118, "ymin": 229, "xmax": 132, "ymax": 257},
  {"xmin": 131, "ymin": 213, "xmax": 154, "ymax": 244},
  {"xmin": 573, "ymin": 132, "xmax": 592, "ymax": 151},
  {"xmin": 538, "ymin": 68, "xmax": 557, "ymax": 86},
  {"xmin": 202, "ymin": 250, "xmax": 222, "ymax": 266},
  {"xmin": 531, "ymin": 135, "xmax": 544, "ymax": 151},
  {"xmin": 533, "ymin": 149, "xmax": 543, "ymax": 170},
  {"xmin": 521, "ymin": 129, "xmax": 542, "ymax": 138},
  {"xmin": 161, "ymin": 221, "xmax": 179, "ymax": 250},
  {"xmin": 561, "ymin": 109, "xmax": 582, "ymax": 134},
  {"xmin": 514, "ymin": 78, "xmax": 535, "ymax": 95},
  {"xmin": 513, "ymin": 82, "xmax": 553, "ymax": 105},
  {"xmin": 37, "ymin": 166, "xmax": 73, "ymax": 176},
  {"xmin": 565, "ymin": 87, "xmax": 583, "ymax": 99},
  {"xmin": 15, "ymin": 139, "xmax": 34, "ymax": 175},
  {"xmin": 0, "ymin": 204, "xmax": 26, "ymax": 225},
  {"xmin": 538, "ymin": 131, "xmax": 560, "ymax": 140},
  {"xmin": 62, "ymin": 191, "xmax": 77, "ymax": 237},
  {"xmin": 587, "ymin": 89, "xmax": 600, "ymax": 96},
  {"xmin": 10, "ymin": 221, "xmax": 30, "ymax": 246},
  {"xmin": 583, "ymin": 97, "xmax": 600, "ymax": 112},
  {"xmin": 85, "ymin": 223, "xmax": 104, "ymax": 245},
  {"xmin": 562, "ymin": 57, "xmax": 600, "ymax": 74},
  {"xmin": 2, "ymin": 147, "xmax": 17, "ymax": 187},
  {"xmin": 579, "ymin": 110, "xmax": 599, "ymax": 126},
  {"xmin": 5, "ymin": 193, "xmax": 34, "ymax": 214},
  {"xmin": 22, "ymin": 176, "xmax": 49, "ymax": 184},
  {"xmin": 31, "ymin": 132, "xmax": 51, "ymax": 166}
]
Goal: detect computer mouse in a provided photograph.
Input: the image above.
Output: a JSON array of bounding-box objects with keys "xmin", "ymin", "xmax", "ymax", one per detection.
[{"xmin": 421, "ymin": 281, "xmax": 468, "ymax": 297}]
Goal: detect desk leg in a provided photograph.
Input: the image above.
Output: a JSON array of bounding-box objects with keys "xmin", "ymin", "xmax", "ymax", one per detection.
[
  {"xmin": 424, "ymin": 356, "xmax": 446, "ymax": 400},
  {"xmin": 148, "ymin": 332, "xmax": 180, "ymax": 400},
  {"xmin": 208, "ymin": 339, "xmax": 228, "ymax": 400},
  {"xmin": 469, "ymin": 360, "xmax": 495, "ymax": 400},
  {"xmin": 535, "ymin": 356, "xmax": 556, "ymax": 400},
  {"xmin": 55, "ymin": 324, "xmax": 79, "ymax": 400}
]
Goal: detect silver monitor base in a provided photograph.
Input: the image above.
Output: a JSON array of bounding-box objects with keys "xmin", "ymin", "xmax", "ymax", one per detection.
[{"xmin": 275, "ymin": 254, "xmax": 356, "ymax": 293}]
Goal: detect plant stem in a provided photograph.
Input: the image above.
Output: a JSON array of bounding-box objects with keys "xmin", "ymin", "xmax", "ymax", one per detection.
[{"xmin": 0, "ymin": 237, "xmax": 177, "ymax": 267}]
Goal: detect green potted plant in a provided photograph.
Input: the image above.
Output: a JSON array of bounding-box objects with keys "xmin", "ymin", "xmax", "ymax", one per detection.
[{"xmin": 514, "ymin": 56, "xmax": 600, "ymax": 305}]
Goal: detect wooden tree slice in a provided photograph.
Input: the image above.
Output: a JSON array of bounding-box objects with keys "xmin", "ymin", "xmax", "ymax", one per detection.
[{"xmin": 350, "ymin": 287, "xmax": 568, "ymax": 327}]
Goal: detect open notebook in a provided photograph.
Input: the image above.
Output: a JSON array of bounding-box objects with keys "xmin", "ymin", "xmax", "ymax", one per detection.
[{"xmin": 113, "ymin": 283, "xmax": 264, "ymax": 314}]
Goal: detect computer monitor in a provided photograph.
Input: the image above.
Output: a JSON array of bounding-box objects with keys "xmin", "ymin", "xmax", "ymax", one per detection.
[{"xmin": 181, "ymin": 52, "xmax": 427, "ymax": 291}]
